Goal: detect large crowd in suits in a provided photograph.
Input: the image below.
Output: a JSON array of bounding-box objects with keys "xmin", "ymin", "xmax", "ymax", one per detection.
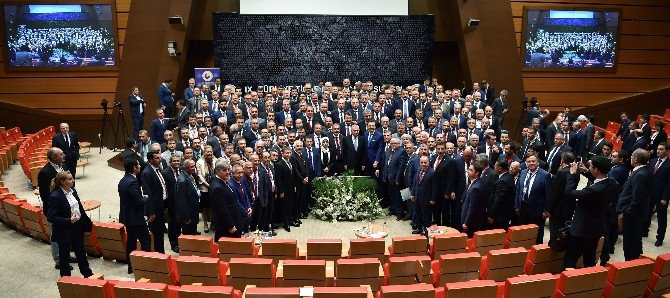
[{"xmin": 37, "ymin": 77, "xmax": 669, "ymax": 278}]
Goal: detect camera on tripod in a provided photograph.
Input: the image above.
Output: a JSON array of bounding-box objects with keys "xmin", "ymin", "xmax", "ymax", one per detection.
[
  {"xmin": 521, "ymin": 97, "xmax": 538, "ymax": 109},
  {"xmin": 101, "ymin": 98, "xmax": 108, "ymax": 109},
  {"xmin": 113, "ymin": 100, "xmax": 122, "ymax": 108}
]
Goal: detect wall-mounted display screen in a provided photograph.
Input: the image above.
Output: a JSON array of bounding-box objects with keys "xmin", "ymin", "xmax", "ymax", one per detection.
[
  {"xmin": 522, "ymin": 8, "xmax": 620, "ymax": 71},
  {"xmin": 2, "ymin": 3, "xmax": 117, "ymax": 70}
]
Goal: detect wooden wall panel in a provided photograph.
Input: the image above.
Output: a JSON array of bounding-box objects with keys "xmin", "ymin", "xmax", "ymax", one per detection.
[{"xmin": 510, "ymin": 0, "xmax": 670, "ymax": 110}]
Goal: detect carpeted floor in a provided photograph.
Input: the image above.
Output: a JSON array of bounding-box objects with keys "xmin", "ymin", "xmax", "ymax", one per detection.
[{"xmin": 0, "ymin": 147, "xmax": 666, "ymax": 297}]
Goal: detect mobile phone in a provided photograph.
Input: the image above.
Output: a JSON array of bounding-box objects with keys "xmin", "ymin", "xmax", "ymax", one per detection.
[{"xmin": 576, "ymin": 156, "xmax": 583, "ymax": 164}]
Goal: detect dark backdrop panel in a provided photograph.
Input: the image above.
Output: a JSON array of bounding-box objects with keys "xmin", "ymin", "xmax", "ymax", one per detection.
[{"xmin": 213, "ymin": 13, "xmax": 434, "ymax": 86}]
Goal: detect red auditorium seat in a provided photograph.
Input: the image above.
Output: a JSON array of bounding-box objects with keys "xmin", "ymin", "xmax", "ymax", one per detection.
[
  {"xmin": 129, "ymin": 251, "xmax": 179, "ymax": 285},
  {"xmin": 430, "ymin": 232, "xmax": 468, "ymax": 259},
  {"xmin": 384, "ymin": 255, "xmax": 434, "ymax": 285},
  {"xmin": 433, "ymin": 252, "xmax": 481, "ymax": 285},
  {"xmin": 177, "ymin": 285, "xmax": 241, "ymax": 298},
  {"xmin": 57, "ymin": 276, "xmax": 115, "ymax": 298},
  {"xmin": 467, "ymin": 229, "xmax": 506, "ymax": 256},
  {"xmin": 524, "ymin": 244, "xmax": 565, "ymax": 275},
  {"xmin": 479, "ymin": 247, "xmax": 528, "ymax": 281},
  {"xmin": 218, "ymin": 237, "xmax": 258, "ymax": 262},
  {"xmin": 176, "ymin": 255, "xmax": 227, "ymax": 286},
  {"xmin": 444, "ymin": 279, "xmax": 498, "ymax": 297},
  {"xmin": 113, "ymin": 280, "xmax": 170, "ymax": 298},
  {"xmin": 554, "ymin": 266, "xmax": 608, "ymax": 297},
  {"xmin": 349, "ymin": 238, "xmax": 389, "ymax": 263},
  {"xmin": 226, "ymin": 258, "xmax": 276, "ymax": 290},
  {"xmin": 646, "ymin": 253, "xmax": 670, "ymax": 297},
  {"xmin": 500, "ymin": 273, "xmax": 556, "ymax": 298},
  {"xmin": 312, "ymin": 286, "xmax": 372, "ymax": 298},
  {"xmin": 276, "ymin": 259, "xmax": 329, "ymax": 287},
  {"xmin": 377, "ymin": 283, "xmax": 436, "ymax": 298},
  {"xmin": 305, "ymin": 238, "xmax": 345, "ymax": 261},
  {"xmin": 243, "ymin": 287, "xmax": 299, "ymax": 297},
  {"xmin": 604, "ymin": 258, "xmax": 655, "ymax": 298},
  {"xmin": 504, "ymin": 224, "xmax": 539, "ymax": 249},
  {"xmin": 335, "ymin": 257, "xmax": 385, "ymax": 291},
  {"xmin": 258, "ymin": 239, "xmax": 298, "ymax": 264},
  {"xmin": 388, "ymin": 236, "xmax": 428, "ymax": 257},
  {"xmin": 178, "ymin": 235, "xmax": 217, "ymax": 258}
]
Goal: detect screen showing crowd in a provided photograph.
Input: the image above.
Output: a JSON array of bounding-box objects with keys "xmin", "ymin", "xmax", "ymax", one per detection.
[
  {"xmin": 3, "ymin": 4, "xmax": 116, "ymax": 68},
  {"xmin": 523, "ymin": 9, "xmax": 620, "ymax": 69}
]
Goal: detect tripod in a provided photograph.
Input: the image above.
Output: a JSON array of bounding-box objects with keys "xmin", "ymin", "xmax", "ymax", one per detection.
[
  {"xmin": 98, "ymin": 99, "xmax": 121, "ymax": 153},
  {"xmin": 115, "ymin": 101, "xmax": 130, "ymax": 146}
]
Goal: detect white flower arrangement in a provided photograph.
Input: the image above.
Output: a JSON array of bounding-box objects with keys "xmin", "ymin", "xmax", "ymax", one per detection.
[{"xmin": 311, "ymin": 173, "xmax": 385, "ymax": 222}]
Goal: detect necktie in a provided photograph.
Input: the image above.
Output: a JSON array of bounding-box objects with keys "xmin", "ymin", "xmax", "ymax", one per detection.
[
  {"xmin": 565, "ymin": 132, "xmax": 570, "ymax": 144},
  {"xmin": 403, "ymin": 100, "xmax": 408, "ymax": 118},
  {"xmin": 388, "ymin": 150, "xmax": 394, "ymax": 165},
  {"xmin": 265, "ymin": 165, "xmax": 275, "ymax": 191},
  {"xmin": 64, "ymin": 134, "xmax": 70, "ymax": 147},
  {"xmin": 434, "ymin": 156, "xmax": 441, "ymax": 170},
  {"xmin": 253, "ymin": 171, "xmax": 259, "ymax": 197},
  {"xmin": 419, "ymin": 170, "xmax": 425, "ymax": 183},
  {"xmin": 346, "ymin": 126, "xmax": 351, "ymax": 136},
  {"xmin": 155, "ymin": 168, "xmax": 167, "ymax": 200},
  {"xmin": 548, "ymin": 146, "xmax": 559, "ymax": 168},
  {"xmin": 339, "ymin": 111, "xmax": 344, "ymax": 122},
  {"xmin": 308, "ymin": 149, "xmax": 314, "ymax": 171},
  {"xmin": 174, "ymin": 168, "xmax": 179, "ymax": 180},
  {"xmin": 354, "ymin": 138, "xmax": 358, "ymax": 151},
  {"xmin": 368, "ymin": 133, "xmax": 373, "ymax": 144},
  {"xmin": 489, "ymin": 146, "xmax": 495, "ymax": 161},
  {"xmin": 655, "ymin": 159, "xmax": 663, "ymax": 174},
  {"xmin": 523, "ymin": 172, "xmax": 535, "ymax": 202}
]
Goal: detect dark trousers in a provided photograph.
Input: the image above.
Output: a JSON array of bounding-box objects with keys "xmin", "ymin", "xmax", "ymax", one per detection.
[
  {"xmin": 563, "ymin": 234, "xmax": 600, "ymax": 269},
  {"xmin": 656, "ymin": 202, "xmax": 668, "ymax": 241},
  {"xmin": 67, "ymin": 161, "xmax": 77, "ymax": 178},
  {"xmin": 622, "ymin": 217, "xmax": 643, "ymax": 261},
  {"xmin": 166, "ymin": 219, "xmax": 180, "ymax": 247},
  {"xmin": 378, "ymin": 179, "xmax": 389, "ymax": 210},
  {"xmin": 215, "ymin": 228, "xmax": 242, "ymax": 242},
  {"xmin": 57, "ymin": 224, "xmax": 93, "ymax": 277},
  {"xmin": 281, "ymin": 193, "xmax": 294, "ymax": 226},
  {"xmin": 293, "ymin": 185, "xmax": 304, "ymax": 220},
  {"xmin": 388, "ymin": 182, "xmax": 404, "ymax": 216},
  {"xmin": 549, "ymin": 216, "xmax": 567, "ymax": 243},
  {"xmin": 601, "ymin": 205, "xmax": 619, "ymax": 265},
  {"xmin": 148, "ymin": 220, "xmax": 165, "ymax": 253},
  {"xmin": 163, "ymin": 105, "xmax": 173, "ymax": 118},
  {"xmin": 415, "ymin": 202, "xmax": 432, "ymax": 230},
  {"xmin": 181, "ymin": 222, "xmax": 198, "ymax": 235},
  {"xmin": 125, "ymin": 224, "xmax": 151, "ymax": 270},
  {"xmin": 132, "ymin": 114, "xmax": 144, "ymax": 140},
  {"xmin": 250, "ymin": 198, "xmax": 263, "ymax": 231},
  {"xmin": 519, "ymin": 206, "xmax": 546, "ymax": 244},
  {"xmin": 450, "ymin": 200, "xmax": 463, "ymax": 231},
  {"xmin": 441, "ymin": 198, "xmax": 459, "ymax": 227}
]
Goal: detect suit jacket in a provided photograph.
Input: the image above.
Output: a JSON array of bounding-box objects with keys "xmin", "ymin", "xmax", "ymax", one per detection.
[
  {"xmin": 331, "ymin": 109, "xmax": 347, "ymax": 124},
  {"xmin": 183, "ymin": 87, "xmax": 194, "ymax": 101},
  {"xmin": 158, "ymin": 84, "xmax": 174, "ymax": 107},
  {"xmin": 46, "ymin": 188, "xmax": 92, "ymax": 243},
  {"xmin": 585, "ymin": 123, "xmax": 595, "ymax": 150},
  {"xmin": 650, "ymin": 131, "xmax": 668, "ymax": 155},
  {"xmin": 515, "ymin": 168, "xmax": 552, "ymax": 217},
  {"xmin": 176, "ymin": 171, "xmax": 200, "ymax": 224},
  {"xmin": 546, "ymin": 166, "xmax": 578, "ymax": 221},
  {"xmin": 394, "ymin": 98, "xmax": 416, "ymax": 118},
  {"xmin": 487, "ymin": 172, "xmax": 516, "ymax": 225},
  {"xmin": 210, "ymin": 176, "xmax": 242, "ymax": 232},
  {"xmin": 162, "ymin": 166, "xmax": 179, "ymax": 217},
  {"xmin": 546, "ymin": 144, "xmax": 572, "ymax": 175},
  {"xmin": 588, "ymin": 139, "xmax": 606, "ymax": 158},
  {"xmin": 383, "ymin": 148, "xmax": 408, "ymax": 184},
  {"xmin": 118, "ymin": 174, "xmax": 148, "ymax": 226},
  {"xmin": 571, "ymin": 130, "xmax": 586, "ymax": 158},
  {"xmin": 342, "ymin": 135, "xmax": 366, "ymax": 174},
  {"xmin": 453, "ymin": 157, "xmax": 468, "ymax": 199},
  {"xmin": 305, "ymin": 147, "xmax": 322, "ymax": 178},
  {"xmin": 461, "ymin": 179, "xmax": 487, "ymax": 231},
  {"xmin": 275, "ymin": 158, "xmax": 296, "ymax": 197},
  {"xmin": 617, "ymin": 167, "xmax": 652, "ymax": 222},
  {"xmin": 631, "ymin": 137, "xmax": 648, "ymax": 152},
  {"xmin": 275, "ymin": 110, "xmax": 297, "ymax": 125},
  {"xmin": 291, "ymin": 151, "xmax": 308, "ymax": 187},
  {"xmin": 491, "ymin": 97, "xmax": 507, "ymax": 118},
  {"xmin": 364, "ymin": 130, "xmax": 383, "ymax": 165},
  {"xmin": 52, "ymin": 132, "xmax": 80, "ymax": 167},
  {"xmin": 476, "ymin": 144, "xmax": 501, "ymax": 165},
  {"xmin": 151, "ymin": 118, "xmax": 169, "ymax": 144},
  {"xmin": 566, "ymin": 175, "xmax": 620, "ymax": 238},
  {"xmin": 649, "ymin": 158, "xmax": 670, "ymax": 203},
  {"xmin": 413, "ymin": 168, "xmax": 439, "ymax": 206},
  {"xmin": 141, "ymin": 165, "xmax": 166, "ymax": 223},
  {"xmin": 38, "ymin": 163, "xmax": 64, "ymax": 214},
  {"xmin": 128, "ymin": 94, "xmax": 145, "ymax": 118},
  {"xmin": 545, "ymin": 124, "xmax": 559, "ymax": 148},
  {"xmin": 431, "ymin": 154, "xmax": 456, "ymax": 199},
  {"xmin": 520, "ymin": 138, "xmax": 543, "ymax": 159},
  {"xmin": 255, "ymin": 166, "xmax": 272, "ymax": 207},
  {"xmin": 641, "ymin": 123, "xmax": 652, "ymax": 141}
]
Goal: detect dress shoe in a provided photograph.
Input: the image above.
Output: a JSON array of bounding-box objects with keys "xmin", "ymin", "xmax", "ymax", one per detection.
[
  {"xmin": 271, "ymin": 230, "xmax": 277, "ymax": 236},
  {"xmin": 127, "ymin": 267, "xmax": 133, "ymax": 274},
  {"xmin": 195, "ymin": 231, "xmax": 202, "ymax": 235},
  {"xmin": 171, "ymin": 245, "xmax": 180, "ymax": 253},
  {"xmin": 293, "ymin": 221, "xmax": 301, "ymax": 227},
  {"xmin": 204, "ymin": 228, "xmax": 210, "ymax": 233},
  {"xmin": 296, "ymin": 219, "xmax": 303, "ymax": 225},
  {"xmin": 396, "ymin": 215, "xmax": 404, "ymax": 221},
  {"xmin": 412, "ymin": 229, "xmax": 422, "ymax": 234},
  {"xmin": 656, "ymin": 240, "xmax": 663, "ymax": 247},
  {"xmin": 272, "ymin": 224, "xmax": 280, "ymax": 229},
  {"xmin": 55, "ymin": 264, "xmax": 73, "ymax": 270},
  {"xmin": 283, "ymin": 225, "xmax": 291, "ymax": 232}
]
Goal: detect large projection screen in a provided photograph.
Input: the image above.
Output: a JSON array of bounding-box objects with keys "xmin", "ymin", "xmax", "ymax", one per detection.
[
  {"xmin": 213, "ymin": 13, "xmax": 434, "ymax": 87},
  {"xmin": 240, "ymin": 0, "xmax": 408, "ymax": 15}
]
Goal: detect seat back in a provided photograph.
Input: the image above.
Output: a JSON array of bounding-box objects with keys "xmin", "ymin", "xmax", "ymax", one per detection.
[
  {"xmin": 444, "ymin": 280, "xmax": 498, "ymax": 297},
  {"xmin": 524, "ymin": 244, "xmax": 565, "ymax": 275},
  {"xmin": 2, "ymin": 197, "xmax": 29, "ymax": 234},
  {"xmin": 93, "ymin": 222, "xmax": 127, "ymax": 262},
  {"xmin": 114, "ymin": 281, "xmax": 168, "ymax": 298},
  {"xmin": 479, "ymin": 247, "xmax": 527, "ymax": 281},
  {"xmin": 349, "ymin": 238, "xmax": 387, "ymax": 262},
  {"xmin": 554, "ymin": 266, "xmax": 608, "ymax": 297},
  {"xmin": 603, "ymin": 259, "xmax": 655, "ymax": 298},
  {"xmin": 243, "ymin": 287, "xmax": 300, "ymax": 298},
  {"xmin": 18, "ymin": 203, "xmax": 48, "ymax": 242},
  {"xmin": 390, "ymin": 236, "xmax": 428, "ymax": 257},
  {"xmin": 176, "ymin": 255, "xmax": 226, "ymax": 286},
  {"xmin": 177, "ymin": 285, "xmax": 236, "ymax": 297},
  {"xmin": 259, "ymin": 239, "xmax": 298, "ymax": 264},
  {"xmin": 277, "ymin": 259, "xmax": 327, "ymax": 287},
  {"xmin": 503, "ymin": 273, "xmax": 556, "ymax": 298},
  {"xmin": 227, "ymin": 258, "xmax": 275, "ymax": 290},
  {"xmin": 646, "ymin": 253, "xmax": 670, "ymax": 297},
  {"xmin": 57, "ymin": 276, "xmax": 115, "ymax": 298},
  {"xmin": 386, "ymin": 256, "xmax": 433, "ymax": 285},
  {"xmin": 130, "ymin": 251, "xmax": 179, "ymax": 285},
  {"xmin": 306, "ymin": 239, "xmax": 343, "ymax": 261},
  {"xmin": 379, "ymin": 283, "xmax": 435, "ymax": 298},
  {"xmin": 178, "ymin": 235, "xmax": 216, "ymax": 258},
  {"xmin": 336, "ymin": 258, "xmax": 384, "ymax": 291},
  {"xmin": 437, "ymin": 252, "xmax": 481, "ymax": 285},
  {"xmin": 218, "ymin": 237, "xmax": 257, "ymax": 262},
  {"xmin": 468, "ymin": 229, "xmax": 505, "ymax": 256},
  {"xmin": 312, "ymin": 286, "xmax": 370, "ymax": 298},
  {"xmin": 504, "ymin": 224, "xmax": 538, "ymax": 249},
  {"xmin": 431, "ymin": 233, "xmax": 467, "ymax": 259}
]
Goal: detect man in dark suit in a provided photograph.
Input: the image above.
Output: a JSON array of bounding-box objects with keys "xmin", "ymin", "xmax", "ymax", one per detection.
[
  {"xmin": 161, "ymin": 153, "xmax": 181, "ymax": 252},
  {"xmin": 38, "ymin": 147, "xmax": 70, "ymax": 269},
  {"xmin": 601, "ymin": 150, "xmax": 631, "ymax": 265},
  {"xmin": 546, "ymin": 152, "xmax": 578, "ymax": 240},
  {"xmin": 617, "ymin": 148, "xmax": 653, "ymax": 260},
  {"xmin": 158, "ymin": 79, "xmax": 174, "ymax": 116},
  {"xmin": 259, "ymin": 151, "xmax": 277, "ymax": 234},
  {"xmin": 175, "ymin": 159, "xmax": 200, "ymax": 235},
  {"xmin": 173, "ymin": 100, "xmax": 191, "ymax": 129},
  {"xmin": 516, "ymin": 155, "xmax": 552, "ymax": 244},
  {"xmin": 640, "ymin": 114, "xmax": 651, "ymax": 141},
  {"xmin": 141, "ymin": 151, "xmax": 168, "ymax": 253},
  {"xmin": 645, "ymin": 143, "xmax": 670, "ymax": 246},
  {"xmin": 487, "ymin": 159, "xmax": 517, "ymax": 230},
  {"xmin": 151, "ymin": 108, "xmax": 170, "ymax": 145},
  {"xmin": 631, "ymin": 129, "xmax": 649, "ymax": 152},
  {"xmin": 490, "ymin": 90, "xmax": 508, "ymax": 128},
  {"xmin": 275, "ymin": 147, "xmax": 296, "ymax": 231},
  {"xmin": 588, "ymin": 130, "xmax": 606, "ymax": 158},
  {"xmin": 431, "ymin": 141, "xmax": 456, "ymax": 226},
  {"xmin": 412, "ymin": 156, "xmax": 439, "ymax": 234},
  {"xmin": 210, "ymin": 159, "xmax": 242, "ymax": 241},
  {"xmin": 364, "ymin": 121, "xmax": 384, "ymax": 177},
  {"xmin": 571, "ymin": 122, "xmax": 587, "ymax": 158},
  {"xmin": 563, "ymin": 155, "xmax": 619, "ymax": 269},
  {"xmin": 616, "ymin": 112, "xmax": 631, "ymax": 138},
  {"xmin": 249, "ymin": 153, "xmax": 272, "ymax": 232},
  {"xmin": 461, "ymin": 162, "xmax": 487, "ymax": 237},
  {"xmin": 128, "ymin": 86, "xmax": 147, "ymax": 140},
  {"xmin": 546, "ymin": 133, "xmax": 572, "ymax": 176},
  {"xmin": 52, "ymin": 123, "xmax": 80, "ymax": 178},
  {"xmin": 304, "ymin": 140, "xmax": 321, "ymax": 213},
  {"xmin": 519, "ymin": 127, "xmax": 542, "ymax": 160},
  {"xmin": 382, "ymin": 138, "xmax": 408, "ymax": 220},
  {"xmin": 290, "ymin": 141, "xmax": 308, "ymax": 223},
  {"xmin": 477, "ymin": 134, "xmax": 501, "ymax": 165},
  {"xmin": 118, "ymin": 156, "xmax": 151, "ymax": 273},
  {"xmin": 342, "ymin": 124, "xmax": 366, "ymax": 175},
  {"xmin": 395, "ymin": 96, "xmax": 416, "ymax": 119}
]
